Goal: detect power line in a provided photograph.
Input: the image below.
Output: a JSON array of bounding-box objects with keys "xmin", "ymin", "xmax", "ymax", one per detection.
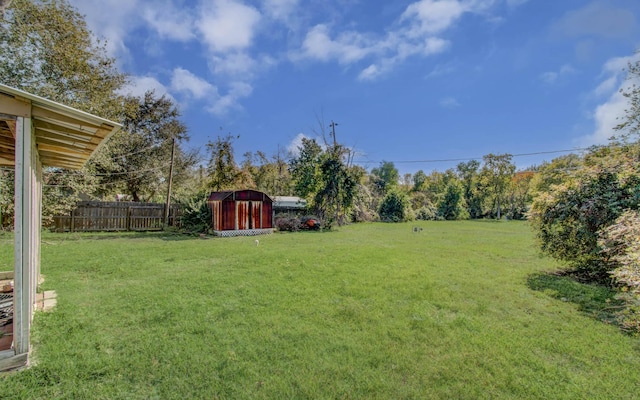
[{"xmin": 354, "ymin": 148, "xmax": 588, "ymax": 165}]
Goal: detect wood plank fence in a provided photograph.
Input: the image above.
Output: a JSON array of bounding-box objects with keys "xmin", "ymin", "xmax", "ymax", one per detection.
[{"xmin": 52, "ymin": 201, "xmax": 182, "ymax": 232}]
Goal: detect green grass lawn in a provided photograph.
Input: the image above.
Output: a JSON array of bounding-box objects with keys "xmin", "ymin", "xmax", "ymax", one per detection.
[{"xmin": 1, "ymin": 221, "xmax": 639, "ymax": 399}]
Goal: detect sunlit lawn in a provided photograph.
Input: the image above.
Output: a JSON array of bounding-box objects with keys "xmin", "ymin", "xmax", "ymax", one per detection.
[{"xmin": 0, "ymin": 221, "xmax": 639, "ymax": 399}]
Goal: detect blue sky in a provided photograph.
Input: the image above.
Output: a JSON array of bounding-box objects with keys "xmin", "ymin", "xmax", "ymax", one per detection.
[{"xmin": 69, "ymin": 0, "xmax": 640, "ymax": 175}]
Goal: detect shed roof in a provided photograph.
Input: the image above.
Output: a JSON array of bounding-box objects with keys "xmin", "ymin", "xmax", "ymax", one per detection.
[
  {"xmin": 273, "ymin": 196, "xmax": 307, "ymax": 209},
  {"xmin": 0, "ymin": 84, "xmax": 122, "ymax": 170},
  {"xmin": 208, "ymin": 189, "xmax": 273, "ymax": 202}
]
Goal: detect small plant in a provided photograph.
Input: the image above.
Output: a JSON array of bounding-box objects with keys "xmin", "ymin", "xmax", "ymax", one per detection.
[
  {"xmin": 179, "ymin": 195, "xmax": 212, "ymax": 234},
  {"xmin": 275, "ymin": 216, "xmax": 300, "ymax": 232}
]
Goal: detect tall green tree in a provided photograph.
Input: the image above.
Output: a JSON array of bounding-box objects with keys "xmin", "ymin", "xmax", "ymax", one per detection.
[
  {"xmin": 370, "ymin": 161, "xmax": 399, "ymax": 195},
  {"xmin": 289, "ymin": 138, "xmax": 362, "ymax": 227},
  {"xmin": 0, "ymin": 0, "xmax": 126, "ymax": 118},
  {"xmin": 480, "ymin": 153, "xmax": 515, "ymax": 219},
  {"xmin": 529, "ymin": 143, "xmax": 640, "ymax": 280},
  {"xmin": 90, "ymin": 91, "xmax": 196, "ymax": 202},
  {"xmin": 412, "ymin": 170, "xmax": 427, "ymax": 192},
  {"xmin": 616, "ymin": 56, "xmax": 640, "ymax": 139},
  {"xmin": 241, "ymin": 150, "xmax": 292, "ymax": 196},
  {"xmin": 289, "ymin": 137, "xmax": 323, "ymax": 199},
  {"xmin": 437, "ymin": 180, "xmax": 468, "ymax": 220},
  {"xmin": 0, "ymin": 0, "xmax": 128, "ymax": 224},
  {"xmin": 206, "ymin": 134, "xmax": 243, "ymax": 191},
  {"xmin": 456, "ymin": 160, "xmax": 482, "ymax": 218},
  {"xmin": 378, "ymin": 189, "xmax": 413, "ymax": 222}
]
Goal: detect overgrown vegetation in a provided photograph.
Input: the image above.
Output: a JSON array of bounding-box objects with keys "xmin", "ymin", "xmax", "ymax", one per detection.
[
  {"xmin": 1, "ymin": 222, "xmax": 639, "ymax": 398},
  {"xmin": 528, "ymin": 56, "xmax": 640, "ymax": 331}
]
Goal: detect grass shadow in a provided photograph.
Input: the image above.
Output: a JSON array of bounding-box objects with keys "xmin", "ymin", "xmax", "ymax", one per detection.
[
  {"xmin": 45, "ymin": 231, "xmax": 204, "ymax": 242},
  {"xmin": 527, "ymin": 271, "xmax": 624, "ymax": 328}
]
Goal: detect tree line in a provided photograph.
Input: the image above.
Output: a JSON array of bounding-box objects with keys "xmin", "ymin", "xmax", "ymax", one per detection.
[
  {"xmin": 2, "ymin": 0, "xmax": 640, "ymax": 331},
  {"xmin": 0, "ymin": 0, "xmax": 529, "ymax": 230}
]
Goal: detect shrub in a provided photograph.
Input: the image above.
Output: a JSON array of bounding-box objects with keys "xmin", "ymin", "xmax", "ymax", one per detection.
[
  {"xmin": 416, "ymin": 205, "xmax": 437, "ymax": 221},
  {"xmin": 437, "ymin": 180, "xmax": 469, "ymax": 220},
  {"xmin": 378, "ymin": 190, "xmax": 413, "ymax": 222},
  {"xmin": 275, "ymin": 216, "xmax": 300, "ymax": 232},
  {"xmin": 529, "ymin": 143, "xmax": 640, "ymax": 281},
  {"xmin": 179, "ymin": 195, "xmax": 212, "ymax": 234},
  {"xmin": 599, "ymin": 210, "xmax": 640, "ymax": 332}
]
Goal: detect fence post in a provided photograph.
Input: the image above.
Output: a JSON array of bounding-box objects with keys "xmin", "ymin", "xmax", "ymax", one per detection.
[
  {"xmin": 127, "ymin": 207, "xmax": 132, "ymax": 231},
  {"xmin": 70, "ymin": 209, "xmax": 75, "ymax": 233}
]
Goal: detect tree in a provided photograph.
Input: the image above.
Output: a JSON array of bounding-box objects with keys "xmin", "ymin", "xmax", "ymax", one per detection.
[
  {"xmin": 529, "ymin": 143, "xmax": 640, "ymax": 280},
  {"xmin": 289, "ymin": 137, "xmax": 362, "ymax": 227},
  {"xmin": 206, "ymin": 133, "xmax": 243, "ymax": 191},
  {"xmin": 370, "ymin": 161, "xmax": 399, "ymax": 195},
  {"xmin": 616, "ymin": 56, "xmax": 640, "ymax": 139},
  {"xmin": 90, "ymin": 91, "xmax": 196, "ymax": 202},
  {"xmin": 456, "ymin": 160, "xmax": 482, "ymax": 218},
  {"xmin": 480, "ymin": 153, "xmax": 515, "ymax": 219},
  {"xmin": 506, "ymin": 171, "xmax": 534, "ymax": 220},
  {"xmin": 378, "ymin": 190, "xmax": 413, "ymax": 222},
  {"xmin": 412, "ymin": 170, "xmax": 427, "ymax": 192},
  {"xmin": 289, "ymin": 137, "xmax": 323, "ymax": 199},
  {"xmin": 599, "ymin": 210, "xmax": 640, "ymax": 332},
  {"xmin": 313, "ymin": 146, "xmax": 362, "ymax": 226},
  {"xmin": 242, "ymin": 150, "xmax": 292, "ymax": 196},
  {"xmin": 0, "ymin": 169, "xmax": 14, "ymax": 228},
  {"xmin": 528, "ymin": 154, "xmax": 582, "ymax": 197},
  {"xmin": 0, "ymin": 0, "xmax": 128, "ymax": 223},
  {"xmin": 0, "ymin": 0, "xmax": 126, "ymax": 118},
  {"xmin": 437, "ymin": 180, "xmax": 468, "ymax": 220}
]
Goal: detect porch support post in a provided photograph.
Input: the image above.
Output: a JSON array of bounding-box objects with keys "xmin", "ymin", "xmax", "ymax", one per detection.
[{"xmin": 14, "ymin": 115, "xmax": 41, "ymax": 356}]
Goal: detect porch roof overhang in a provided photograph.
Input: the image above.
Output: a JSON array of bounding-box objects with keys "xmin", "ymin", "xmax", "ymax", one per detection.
[{"xmin": 0, "ymin": 83, "xmax": 121, "ymax": 169}]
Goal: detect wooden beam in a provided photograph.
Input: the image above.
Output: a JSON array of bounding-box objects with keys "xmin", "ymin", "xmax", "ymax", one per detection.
[
  {"xmin": 14, "ymin": 116, "xmax": 32, "ymax": 355},
  {"xmin": 0, "ymin": 353, "xmax": 28, "ymax": 372},
  {"xmin": 38, "ymin": 156, "xmax": 83, "ymax": 169},
  {"xmin": 31, "ymin": 106, "xmax": 104, "ymax": 132},
  {"xmin": 0, "ymin": 94, "xmax": 30, "ymax": 118},
  {"xmin": 36, "ymin": 143, "xmax": 88, "ymax": 158},
  {"xmin": 33, "ymin": 119, "xmax": 98, "ymax": 140},
  {"xmin": 36, "ymin": 135, "xmax": 97, "ymax": 152},
  {"xmin": 6, "ymin": 120, "xmax": 16, "ymax": 138}
]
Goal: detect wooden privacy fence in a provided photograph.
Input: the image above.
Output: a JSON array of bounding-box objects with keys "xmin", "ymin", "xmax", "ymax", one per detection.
[{"xmin": 53, "ymin": 201, "xmax": 182, "ymax": 232}]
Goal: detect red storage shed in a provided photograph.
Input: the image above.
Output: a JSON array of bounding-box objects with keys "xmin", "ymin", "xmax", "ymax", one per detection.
[{"xmin": 207, "ymin": 190, "xmax": 274, "ymax": 236}]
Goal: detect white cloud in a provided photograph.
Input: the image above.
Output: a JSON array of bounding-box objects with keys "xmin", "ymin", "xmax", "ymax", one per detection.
[
  {"xmin": 287, "ymin": 133, "xmax": 309, "ymax": 156},
  {"xmin": 300, "ymin": 24, "xmax": 374, "ymax": 64},
  {"xmin": 553, "ymin": 1, "xmax": 637, "ymax": 39},
  {"xmin": 578, "ymin": 53, "xmax": 640, "ymax": 146},
  {"xmin": 294, "ymin": 0, "xmax": 494, "ymax": 81},
  {"xmin": 401, "ymin": 0, "xmax": 468, "ymax": 36},
  {"xmin": 197, "ymin": 0, "xmax": 262, "ymax": 53},
  {"xmin": 206, "ymin": 81, "xmax": 254, "ymax": 116},
  {"xmin": 262, "ymin": 0, "xmax": 299, "ymax": 21},
  {"xmin": 506, "ymin": 0, "xmax": 529, "ymax": 7},
  {"xmin": 426, "ymin": 63, "xmax": 456, "ymax": 78},
  {"xmin": 118, "ymin": 76, "xmax": 174, "ymax": 102},
  {"xmin": 540, "ymin": 64, "xmax": 577, "ymax": 84},
  {"xmin": 210, "ymin": 52, "xmax": 258, "ymax": 77},
  {"xmin": 68, "ymin": 0, "xmax": 140, "ymax": 60},
  {"xmin": 142, "ymin": 4, "xmax": 196, "ymax": 41},
  {"xmin": 170, "ymin": 68, "xmax": 217, "ymax": 99},
  {"xmin": 440, "ymin": 96, "xmax": 461, "ymax": 108}
]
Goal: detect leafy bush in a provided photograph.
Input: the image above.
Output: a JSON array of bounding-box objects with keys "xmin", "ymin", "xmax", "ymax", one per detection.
[
  {"xmin": 437, "ymin": 180, "xmax": 469, "ymax": 220},
  {"xmin": 529, "ymin": 143, "xmax": 640, "ymax": 281},
  {"xmin": 378, "ymin": 190, "xmax": 413, "ymax": 222},
  {"xmin": 179, "ymin": 194, "xmax": 212, "ymax": 234},
  {"xmin": 599, "ymin": 210, "xmax": 640, "ymax": 332},
  {"xmin": 415, "ymin": 205, "xmax": 437, "ymax": 221},
  {"xmin": 275, "ymin": 216, "xmax": 300, "ymax": 232}
]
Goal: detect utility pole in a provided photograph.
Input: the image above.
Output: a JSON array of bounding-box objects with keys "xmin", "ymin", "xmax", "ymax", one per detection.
[
  {"xmin": 329, "ymin": 120, "xmax": 338, "ymax": 148},
  {"xmin": 164, "ymin": 138, "xmax": 176, "ymax": 228}
]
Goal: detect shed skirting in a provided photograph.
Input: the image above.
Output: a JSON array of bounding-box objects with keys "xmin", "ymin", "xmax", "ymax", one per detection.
[{"xmin": 213, "ymin": 228, "xmax": 274, "ymax": 237}]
